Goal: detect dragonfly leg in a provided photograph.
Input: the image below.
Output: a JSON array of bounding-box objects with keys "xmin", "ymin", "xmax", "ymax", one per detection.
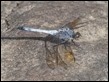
[
  {"xmin": 71, "ymin": 40, "xmax": 83, "ymax": 50},
  {"xmin": 71, "ymin": 40, "xmax": 78, "ymax": 46},
  {"xmin": 53, "ymin": 42, "xmax": 65, "ymax": 50}
]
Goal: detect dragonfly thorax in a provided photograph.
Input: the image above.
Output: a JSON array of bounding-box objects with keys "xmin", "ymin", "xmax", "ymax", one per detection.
[{"xmin": 53, "ymin": 27, "xmax": 75, "ymax": 43}]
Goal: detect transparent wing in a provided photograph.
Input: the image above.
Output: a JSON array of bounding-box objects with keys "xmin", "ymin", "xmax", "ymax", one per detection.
[
  {"xmin": 45, "ymin": 41, "xmax": 56, "ymax": 69},
  {"xmin": 58, "ymin": 44, "xmax": 75, "ymax": 66},
  {"xmin": 45, "ymin": 40, "xmax": 68, "ymax": 69},
  {"xmin": 45, "ymin": 37, "xmax": 75, "ymax": 69},
  {"xmin": 64, "ymin": 17, "xmax": 87, "ymax": 29},
  {"xmin": 54, "ymin": 45, "xmax": 68, "ymax": 69}
]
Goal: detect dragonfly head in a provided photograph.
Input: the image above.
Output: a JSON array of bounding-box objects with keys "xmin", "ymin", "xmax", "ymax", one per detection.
[{"xmin": 73, "ymin": 32, "xmax": 81, "ymax": 39}]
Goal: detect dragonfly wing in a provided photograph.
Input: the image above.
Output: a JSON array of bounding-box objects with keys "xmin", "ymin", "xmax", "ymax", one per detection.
[
  {"xmin": 53, "ymin": 45, "xmax": 68, "ymax": 69},
  {"xmin": 45, "ymin": 41, "xmax": 56, "ymax": 69},
  {"xmin": 64, "ymin": 17, "xmax": 87, "ymax": 29},
  {"xmin": 58, "ymin": 44, "xmax": 75, "ymax": 65},
  {"xmin": 57, "ymin": 52, "xmax": 68, "ymax": 69}
]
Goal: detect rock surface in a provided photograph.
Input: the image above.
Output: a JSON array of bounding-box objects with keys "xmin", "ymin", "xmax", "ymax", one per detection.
[{"xmin": 1, "ymin": 1, "xmax": 108, "ymax": 81}]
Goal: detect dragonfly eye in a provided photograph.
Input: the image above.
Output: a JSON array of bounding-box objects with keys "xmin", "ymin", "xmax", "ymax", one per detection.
[{"xmin": 74, "ymin": 32, "xmax": 81, "ymax": 39}]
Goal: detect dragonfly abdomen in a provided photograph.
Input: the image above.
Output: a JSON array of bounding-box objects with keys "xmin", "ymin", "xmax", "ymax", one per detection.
[{"xmin": 17, "ymin": 26, "xmax": 58, "ymax": 35}]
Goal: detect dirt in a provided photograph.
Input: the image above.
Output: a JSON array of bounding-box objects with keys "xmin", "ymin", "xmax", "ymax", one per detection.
[{"xmin": 1, "ymin": 1, "xmax": 108, "ymax": 81}]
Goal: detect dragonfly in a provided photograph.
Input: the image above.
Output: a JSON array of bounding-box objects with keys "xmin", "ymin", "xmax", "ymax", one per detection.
[{"xmin": 17, "ymin": 17, "xmax": 85, "ymax": 69}]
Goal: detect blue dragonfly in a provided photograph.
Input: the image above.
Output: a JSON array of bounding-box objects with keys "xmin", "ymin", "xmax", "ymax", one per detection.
[{"xmin": 17, "ymin": 17, "xmax": 85, "ymax": 69}]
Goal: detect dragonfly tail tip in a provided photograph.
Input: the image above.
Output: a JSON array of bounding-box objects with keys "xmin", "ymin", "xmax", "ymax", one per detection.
[{"xmin": 17, "ymin": 26, "xmax": 24, "ymax": 30}]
